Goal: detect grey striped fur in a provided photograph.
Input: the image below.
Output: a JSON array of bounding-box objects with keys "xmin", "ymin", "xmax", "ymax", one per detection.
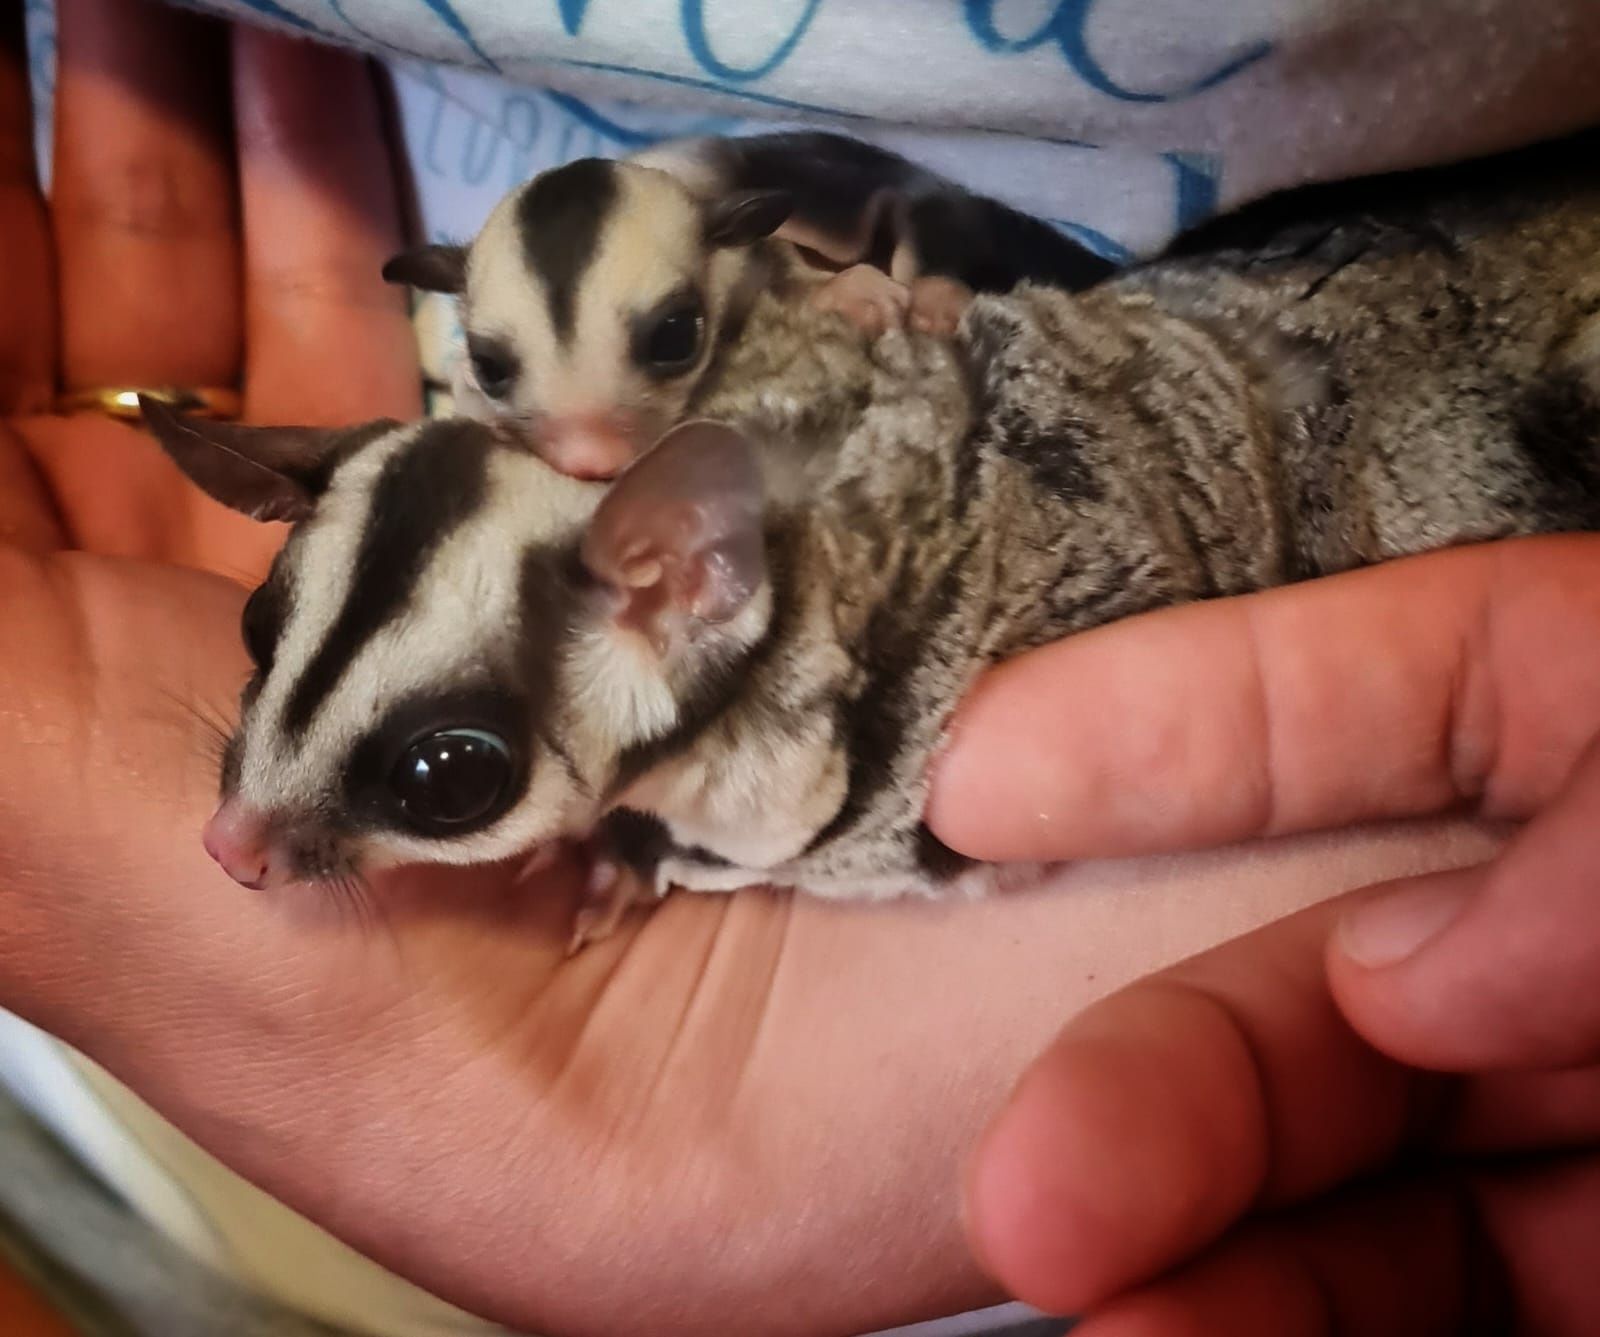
[{"xmin": 166, "ymin": 133, "xmax": 1600, "ymax": 902}]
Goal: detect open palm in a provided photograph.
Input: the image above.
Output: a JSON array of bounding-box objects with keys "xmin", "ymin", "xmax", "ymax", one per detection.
[{"xmin": 0, "ymin": 3, "xmax": 1493, "ymax": 1334}]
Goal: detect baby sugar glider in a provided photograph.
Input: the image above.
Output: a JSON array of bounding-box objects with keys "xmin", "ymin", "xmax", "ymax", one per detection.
[
  {"xmin": 628, "ymin": 130, "xmax": 1117, "ymax": 295},
  {"xmin": 381, "ymin": 131, "xmax": 1116, "ymax": 480},
  {"xmin": 147, "ymin": 129, "xmax": 1600, "ymax": 943}
]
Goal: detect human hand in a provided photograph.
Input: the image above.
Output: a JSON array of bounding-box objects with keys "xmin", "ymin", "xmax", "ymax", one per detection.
[
  {"xmin": 937, "ymin": 537, "xmax": 1600, "ymax": 1332},
  {"xmin": 2, "ymin": 0, "xmax": 419, "ymax": 572},
  {"xmin": 0, "ymin": 4, "xmax": 1503, "ymax": 1333}
]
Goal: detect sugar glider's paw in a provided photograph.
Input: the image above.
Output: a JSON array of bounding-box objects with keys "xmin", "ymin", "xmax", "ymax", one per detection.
[
  {"xmin": 908, "ymin": 276, "xmax": 975, "ymax": 337},
  {"xmin": 567, "ymin": 855, "xmax": 655, "ymax": 956},
  {"xmin": 810, "ymin": 263, "xmax": 911, "ymax": 336},
  {"xmin": 514, "ymin": 843, "xmax": 564, "ymax": 883}
]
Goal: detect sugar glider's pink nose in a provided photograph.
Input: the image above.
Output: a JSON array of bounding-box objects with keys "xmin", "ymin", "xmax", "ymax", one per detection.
[
  {"xmin": 202, "ymin": 801, "xmax": 282, "ymax": 890},
  {"xmin": 537, "ymin": 412, "xmax": 641, "ymax": 480}
]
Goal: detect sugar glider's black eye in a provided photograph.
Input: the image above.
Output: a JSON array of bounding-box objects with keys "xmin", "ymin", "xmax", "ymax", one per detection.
[
  {"xmin": 390, "ymin": 728, "xmax": 515, "ymax": 834},
  {"xmin": 467, "ymin": 335, "xmax": 518, "ymax": 400},
  {"xmin": 636, "ymin": 301, "xmax": 704, "ymax": 376}
]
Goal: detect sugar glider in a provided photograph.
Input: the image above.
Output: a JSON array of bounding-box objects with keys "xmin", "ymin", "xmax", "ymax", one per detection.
[
  {"xmin": 627, "ymin": 130, "xmax": 1116, "ymax": 293},
  {"xmin": 148, "ymin": 130, "xmax": 1600, "ymax": 941},
  {"xmin": 382, "ymin": 131, "xmax": 1116, "ymax": 480}
]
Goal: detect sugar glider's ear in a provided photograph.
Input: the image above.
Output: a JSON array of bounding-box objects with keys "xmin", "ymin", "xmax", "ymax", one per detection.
[
  {"xmin": 381, "ymin": 243, "xmax": 468, "ymax": 293},
  {"xmin": 139, "ymin": 397, "xmax": 397, "ymax": 525},
  {"xmin": 580, "ymin": 420, "xmax": 766, "ymax": 653},
  {"xmin": 703, "ymin": 189, "xmax": 793, "ymax": 248}
]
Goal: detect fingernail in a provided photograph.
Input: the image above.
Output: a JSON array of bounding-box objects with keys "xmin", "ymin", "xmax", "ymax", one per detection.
[{"xmin": 1337, "ymin": 880, "xmax": 1471, "ymax": 968}]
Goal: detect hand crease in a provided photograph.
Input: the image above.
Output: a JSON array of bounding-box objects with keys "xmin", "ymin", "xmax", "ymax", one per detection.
[
  {"xmin": 1449, "ymin": 551, "xmax": 1507, "ymax": 817},
  {"xmin": 1239, "ymin": 600, "xmax": 1285, "ymax": 840}
]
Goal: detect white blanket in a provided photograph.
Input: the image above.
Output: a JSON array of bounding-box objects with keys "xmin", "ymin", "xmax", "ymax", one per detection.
[
  {"xmin": 198, "ymin": 0, "xmax": 1600, "ymax": 257},
  {"xmin": 28, "ymin": 0, "xmax": 1600, "ymax": 394}
]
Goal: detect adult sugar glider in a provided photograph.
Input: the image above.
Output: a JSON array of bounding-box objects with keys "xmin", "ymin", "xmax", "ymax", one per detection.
[
  {"xmin": 147, "ymin": 131, "xmax": 1600, "ymax": 931},
  {"xmin": 381, "ymin": 132, "xmax": 1116, "ymax": 480}
]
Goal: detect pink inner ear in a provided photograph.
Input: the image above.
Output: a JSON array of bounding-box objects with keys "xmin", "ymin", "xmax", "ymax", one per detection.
[
  {"xmin": 686, "ymin": 531, "xmax": 763, "ymax": 623},
  {"xmin": 580, "ymin": 421, "xmax": 766, "ymax": 647}
]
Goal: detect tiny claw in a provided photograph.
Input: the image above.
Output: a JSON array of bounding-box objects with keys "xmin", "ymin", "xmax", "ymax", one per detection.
[
  {"xmin": 566, "ymin": 858, "xmax": 650, "ymax": 956},
  {"xmin": 907, "ymin": 275, "xmax": 975, "ymax": 337},
  {"xmin": 515, "ymin": 843, "xmax": 561, "ymax": 883},
  {"xmin": 810, "ymin": 263, "xmax": 911, "ymax": 336}
]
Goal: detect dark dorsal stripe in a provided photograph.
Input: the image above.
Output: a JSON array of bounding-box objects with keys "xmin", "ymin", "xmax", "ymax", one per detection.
[
  {"xmin": 283, "ymin": 421, "xmax": 493, "ymax": 738},
  {"xmin": 516, "ymin": 158, "xmax": 618, "ymax": 347}
]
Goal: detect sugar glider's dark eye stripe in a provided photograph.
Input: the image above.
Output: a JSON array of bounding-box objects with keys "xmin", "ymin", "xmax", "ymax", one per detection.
[
  {"xmin": 282, "ymin": 421, "xmax": 493, "ymax": 739},
  {"xmin": 515, "ymin": 540, "xmax": 581, "ymax": 751},
  {"xmin": 241, "ymin": 540, "xmax": 299, "ymax": 674},
  {"xmin": 241, "ymin": 574, "xmax": 287, "ymax": 672},
  {"xmin": 517, "ymin": 157, "xmax": 618, "ymax": 348}
]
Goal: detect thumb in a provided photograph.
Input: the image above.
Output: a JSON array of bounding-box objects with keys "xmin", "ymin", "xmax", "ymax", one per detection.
[
  {"xmin": 1329, "ymin": 735, "xmax": 1600, "ymax": 1071},
  {"xmin": 927, "ymin": 536, "xmax": 1600, "ymax": 861}
]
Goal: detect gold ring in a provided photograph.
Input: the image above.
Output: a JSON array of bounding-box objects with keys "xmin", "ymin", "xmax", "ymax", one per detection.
[{"xmin": 54, "ymin": 386, "xmax": 243, "ymax": 422}]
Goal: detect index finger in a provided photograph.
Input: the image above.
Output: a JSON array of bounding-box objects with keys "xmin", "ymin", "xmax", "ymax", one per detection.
[{"xmin": 928, "ymin": 536, "xmax": 1600, "ymax": 862}]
